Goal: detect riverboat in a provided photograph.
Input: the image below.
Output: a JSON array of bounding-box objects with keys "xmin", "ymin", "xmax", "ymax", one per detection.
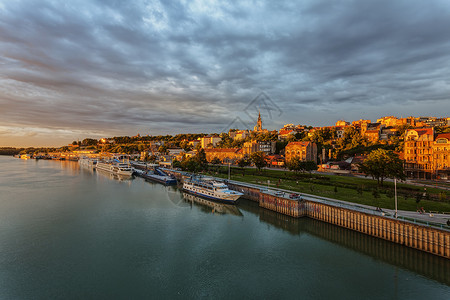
[
  {"xmin": 183, "ymin": 176, "xmax": 243, "ymax": 204},
  {"xmin": 96, "ymin": 160, "xmax": 133, "ymax": 176},
  {"xmin": 79, "ymin": 157, "xmax": 97, "ymax": 169},
  {"xmin": 141, "ymin": 167, "xmax": 177, "ymax": 185}
]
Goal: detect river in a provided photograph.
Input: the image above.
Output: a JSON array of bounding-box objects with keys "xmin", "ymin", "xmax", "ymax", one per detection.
[{"xmin": 0, "ymin": 156, "xmax": 448, "ymax": 299}]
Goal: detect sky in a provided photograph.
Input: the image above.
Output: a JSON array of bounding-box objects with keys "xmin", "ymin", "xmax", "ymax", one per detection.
[{"xmin": 1, "ymin": 0, "xmax": 450, "ymax": 147}]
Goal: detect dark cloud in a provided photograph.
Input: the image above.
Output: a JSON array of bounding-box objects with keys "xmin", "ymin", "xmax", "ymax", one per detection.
[{"xmin": 1, "ymin": 0, "xmax": 450, "ymax": 146}]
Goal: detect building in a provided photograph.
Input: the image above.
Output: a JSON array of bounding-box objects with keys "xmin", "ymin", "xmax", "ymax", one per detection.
[
  {"xmin": 258, "ymin": 141, "xmax": 276, "ymax": 155},
  {"xmin": 351, "ymin": 119, "xmax": 371, "ymax": 128},
  {"xmin": 380, "ymin": 127, "xmax": 398, "ymax": 141},
  {"xmin": 266, "ymin": 154, "xmax": 285, "ymax": 167},
  {"xmin": 335, "ymin": 120, "xmax": 350, "ymax": 127},
  {"xmin": 278, "ymin": 128, "xmax": 295, "ymax": 140},
  {"xmin": 417, "ymin": 117, "xmax": 448, "ymax": 127},
  {"xmin": 254, "ymin": 111, "xmax": 263, "ymax": 132},
  {"xmin": 361, "ymin": 122, "xmax": 384, "ymax": 142},
  {"xmin": 376, "ymin": 116, "xmax": 399, "ymax": 127},
  {"xmin": 243, "ymin": 141, "xmax": 258, "ymax": 155},
  {"xmin": 335, "ymin": 126, "xmax": 346, "ymax": 139},
  {"xmin": 188, "ymin": 140, "xmax": 200, "ymax": 148},
  {"xmin": 242, "ymin": 140, "xmax": 276, "ymax": 155},
  {"xmin": 252, "ymin": 111, "xmax": 269, "ymax": 133},
  {"xmin": 285, "ymin": 141, "xmax": 317, "ymax": 163},
  {"xmin": 278, "ymin": 124, "xmax": 305, "ymax": 140},
  {"xmin": 404, "ymin": 128, "xmax": 434, "ymax": 179},
  {"xmin": 199, "ymin": 136, "xmax": 221, "ymax": 148},
  {"xmin": 204, "ymin": 148, "xmax": 243, "ymax": 163},
  {"xmin": 232, "ymin": 130, "xmax": 250, "ymax": 140},
  {"xmin": 432, "ymin": 133, "xmax": 450, "ymax": 179}
]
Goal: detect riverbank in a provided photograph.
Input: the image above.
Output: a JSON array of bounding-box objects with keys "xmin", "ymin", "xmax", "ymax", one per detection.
[{"xmin": 205, "ymin": 166, "xmax": 450, "ymax": 213}]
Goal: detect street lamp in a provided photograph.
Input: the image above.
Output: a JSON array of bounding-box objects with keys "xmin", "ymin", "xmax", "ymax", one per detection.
[{"xmin": 394, "ymin": 178, "xmax": 398, "ymax": 218}]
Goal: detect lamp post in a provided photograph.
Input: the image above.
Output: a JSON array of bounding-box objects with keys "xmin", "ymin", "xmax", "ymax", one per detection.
[
  {"xmin": 394, "ymin": 178, "xmax": 398, "ymax": 218},
  {"xmin": 228, "ymin": 162, "xmax": 231, "ymax": 180}
]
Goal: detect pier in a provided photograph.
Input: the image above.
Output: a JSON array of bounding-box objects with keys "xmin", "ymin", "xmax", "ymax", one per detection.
[{"xmin": 165, "ymin": 169, "xmax": 450, "ymax": 259}]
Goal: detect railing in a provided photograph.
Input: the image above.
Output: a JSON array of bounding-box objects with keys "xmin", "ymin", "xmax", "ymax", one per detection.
[{"xmin": 227, "ymin": 178, "xmax": 450, "ymax": 232}]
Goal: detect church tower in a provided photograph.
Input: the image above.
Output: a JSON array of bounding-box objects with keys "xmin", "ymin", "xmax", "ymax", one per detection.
[{"xmin": 254, "ymin": 111, "xmax": 262, "ymax": 132}]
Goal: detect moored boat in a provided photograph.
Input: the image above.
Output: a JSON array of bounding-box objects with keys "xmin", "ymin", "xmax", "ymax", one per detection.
[
  {"xmin": 96, "ymin": 160, "xmax": 133, "ymax": 177},
  {"xmin": 142, "ymin": 167, "xmax": 177, "ymax": 185},
  {"xmin": 79, "ymin": 157, "xmax": 98, "ymax": 169},
  {"xmin": 183, "ymin": 176, "xmax": 243, "ymax": 204}
]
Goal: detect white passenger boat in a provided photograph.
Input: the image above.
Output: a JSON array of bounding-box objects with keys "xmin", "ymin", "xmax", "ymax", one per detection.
[
  {"xmin": 96, "ymin": 160, "xmax": 133, "ymax": 176},
  {"xmin": 183, "ymin": 176, "xmax": 243, "ymax": 204},
  {"xmin": 78, "ymin": 157, "xmax": 97, "ymax": 169}
]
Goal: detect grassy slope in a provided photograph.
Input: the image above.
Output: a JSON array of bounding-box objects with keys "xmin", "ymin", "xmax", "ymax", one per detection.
[{"xmin": 205, "ymin": 167, "xmax": 450, "ymax": 213}]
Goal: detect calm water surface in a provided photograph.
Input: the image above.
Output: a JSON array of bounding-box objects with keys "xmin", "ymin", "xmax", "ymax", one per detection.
[{"xmin": 0, "ymin": 156, "xmax": 449, "ymax": 299}]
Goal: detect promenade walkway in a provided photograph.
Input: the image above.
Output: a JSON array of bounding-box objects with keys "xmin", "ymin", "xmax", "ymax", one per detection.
[{"xmin": 163, "ymin": 168, "xmax": 450, "ymax": 229}]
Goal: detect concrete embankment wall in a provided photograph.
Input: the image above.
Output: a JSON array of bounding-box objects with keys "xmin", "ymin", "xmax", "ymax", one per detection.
[
  {"xmin": 165, "ymin": 171, "xmax": 450, "ymax": 259},
  {"xmin": 305, "ymin": 201, "xmax": 450, "ymax": 259},
  {"xmin": 228, "ymin": 180, "xmax": 450, "ymax": 259}
]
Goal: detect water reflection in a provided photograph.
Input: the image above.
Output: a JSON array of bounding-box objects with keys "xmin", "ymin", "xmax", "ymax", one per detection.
[
  {"xmin": 238, "ymin": 199, "xmax": 450, "ymax": 286},
  {"xmin": 183, "ymin": 193, "xmax": 243, "ymax": 216},
  {"xmin": 95, "ymin": 168, "xmax": 134, "ymax": 182}
]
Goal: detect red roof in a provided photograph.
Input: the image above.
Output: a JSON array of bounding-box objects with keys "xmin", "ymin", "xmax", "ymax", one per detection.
[
  {"xmin": 410, "ymin": 128, "xmax": 433, "ymax": 136},
  {"xmin": 279, "ymin": 129, "xmax": 293, "ymax": 135},
  {"xmin": 287, "ymin": 141, "xmax": 311, "ymax": 146},
  {"xmin": 436, "ymin": 133, "xmax": 450, "ymax": 140},
  {"xmin": 205, "ymin": 148, "xmax": 239, "ymax": 153}
]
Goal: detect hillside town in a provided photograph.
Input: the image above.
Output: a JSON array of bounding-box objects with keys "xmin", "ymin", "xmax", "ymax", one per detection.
[{"xmin": 9, "ymin": 113, "xmax": 450, "ymax": 181}]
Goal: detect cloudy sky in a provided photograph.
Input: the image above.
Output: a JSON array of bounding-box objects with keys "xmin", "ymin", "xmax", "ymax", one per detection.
[{"xmin": 1, "ymin": 0, "xmax": 450, "ymax": 146}]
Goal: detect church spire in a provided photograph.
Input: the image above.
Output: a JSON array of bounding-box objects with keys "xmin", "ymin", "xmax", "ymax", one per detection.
[{"xmin": 257, "ymin": 110, "xmax": 262, "ymax": 131}]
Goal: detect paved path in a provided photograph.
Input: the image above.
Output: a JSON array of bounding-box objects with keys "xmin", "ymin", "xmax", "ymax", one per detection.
[
  {"xmin": 227, "ymin": 178, "xmax": 450, "ymax": 228},
  {"xmin": 165, "ymin": 168, "xmax": 450, "ymax": 228}
]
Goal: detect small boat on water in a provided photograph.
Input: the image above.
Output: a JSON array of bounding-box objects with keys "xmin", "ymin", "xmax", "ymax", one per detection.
[
  {"xmin": 96, "ymin": 159, "xmax": 133, "ymax": 177},
  {"xmin": 141, "ymin": 167, "xmax": 177, "ymax": 185},
  {"xmin": 183, "ymin": 176, "xmax": 243, "ymax": 204}
]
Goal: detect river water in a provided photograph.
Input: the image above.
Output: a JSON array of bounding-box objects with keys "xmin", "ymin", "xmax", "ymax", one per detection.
[{"xmin": 0, "ymin": 156, "xmax": 448, "ymax": 299}]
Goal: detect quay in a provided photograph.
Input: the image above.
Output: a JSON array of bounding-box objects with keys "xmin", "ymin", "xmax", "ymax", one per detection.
[{"xmin": 165, "ymin": 169, "xmax": 450, "ymax": 259}]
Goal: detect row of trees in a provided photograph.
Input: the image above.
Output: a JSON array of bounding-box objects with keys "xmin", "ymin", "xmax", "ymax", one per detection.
[{"xmin": 174, "ymin": 151, "xmax": 272, "ymax": 173}]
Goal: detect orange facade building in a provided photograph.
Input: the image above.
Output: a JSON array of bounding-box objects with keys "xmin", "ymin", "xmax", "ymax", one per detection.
[
  {"xmin": 432, "ymin": 133, "xmax": 450, "ymax": 179},
  {"xmin": 403, "ymin": 128, "xmax": 450, "ymax": 179},
  {"xmin": 285, "ymin": 141, "xmax": 317, "ymax": 163}
]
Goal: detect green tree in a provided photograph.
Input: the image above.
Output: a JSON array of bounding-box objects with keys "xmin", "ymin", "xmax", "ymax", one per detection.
[
  {"xmin": 172, "ymin": 159, "xmax": 182, "ymax": 169},
  {"xmin": 286, "ymin": 156, "xmax": 302, "ymax": 173},
  {"xmin": 179, "ymin": 140, "xmax": 192, "ymax": 151},
  {"xmin": 250, "ymin": 151, "xmax": 267, "ymax": 172},
  {"xmin": 301, "ymin": 160, "xmax": 318, "ymax": 174},
  {"xmin": 211, "ymin": 157, "xmax": 221, "ymax": 165},
  {"xmin": 237, "ymin": 158, "xmax": 251, "ymax": 175},
  {"xmin": 359, "ymin": 149, "xmax": 405, "ymax": 186},
  {"xmin": 236, "ymin": 158, "xmax": 248, "ymax": 168},
  {"xmin": 194, "ymin": 148, "xmax": 208, "ymax": 171},
  {"xmin": 158, "ymin": 145, "xmax": 168, "ymax": 155},
  {"xmin": 82, "ymin": 138, "xmax": 98, "ymax": 146}
]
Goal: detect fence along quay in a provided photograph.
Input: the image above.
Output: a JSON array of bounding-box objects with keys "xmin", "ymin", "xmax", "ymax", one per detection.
[{"xmin": 164, "ymin": 169, "xmax": 450, "ymax": 259}]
